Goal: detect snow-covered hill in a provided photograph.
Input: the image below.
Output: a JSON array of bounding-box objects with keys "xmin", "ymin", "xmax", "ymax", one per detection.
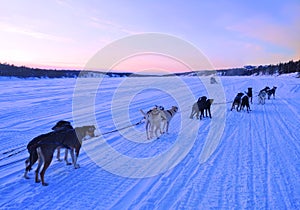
[{"xmin": 0, "ymin": 75, "xmax": 299, "ymax": 209}]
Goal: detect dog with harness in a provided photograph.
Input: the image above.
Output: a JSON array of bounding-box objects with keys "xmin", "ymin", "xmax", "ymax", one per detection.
[
  {"xmin": 231, "ymin": 92, "xmax": 244, "ymax": 112},
  {"xmin": 190, "ymin": 97, "xmax": 213, "ymax": 120},
  {"xmin": 24, "ymin": 120, "xmax": 72, "ymax": 179},
  {"xmin": 140, "ymin": 106, "xmax": 166, "ymax": 140},
  {"xmin": 267, "ymin": 86, "xmax": 277, "ymax": 99},
  {"xmin": 161, "ymin": 106, "xmax": 178, "ymax": 134},
  {"xmin": 258, "ymin": 90, "xmax": 267, "ymax": 105},
  {"xmin": 24, "ymin": 124, "xmax": 95, "ymax": 186},
  {"xmin": 246, "ymin": 87, "xmax": 253, "ymax": 104},
  {"xmin": 240, "ymin": 95, "xmax": 251, "ymax": 113}
]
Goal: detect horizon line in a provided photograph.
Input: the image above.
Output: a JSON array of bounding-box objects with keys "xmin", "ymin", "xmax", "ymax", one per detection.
[{"xmin": 1, "ymin": 59, "xmax": 298, "ymax": 74}]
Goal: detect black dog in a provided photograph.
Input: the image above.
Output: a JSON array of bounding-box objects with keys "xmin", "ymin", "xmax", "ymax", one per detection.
[
  {"xmin": 267, "ymin": 86, "xmax": 277, "ymax": 99},
  {"xmin": 260, "ymin": 86, "xmax": 270, "ymax": 93},
  {"xmin": 197, "ymin": 96, "xmax": 207, "ymax": 120},
  {"xmin": 246, "ymin": 87, "xmax": 253, "ymax": 104},
  {"xmin": 240, "ymin": 95, "xmax": 251, "ymax": 113},
  {"xmin": 204, "ymin": 99, "xmax": 214, "ymax": 118},
  {"xmin": 231, "ymin": 93, "xmax": 244, "ymax": 111}
]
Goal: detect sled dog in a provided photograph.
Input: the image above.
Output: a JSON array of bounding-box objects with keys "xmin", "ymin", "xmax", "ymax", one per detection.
[
  {"xmin": 258, "ymin": 90, "xmax": 267, "ymax": 104},
  {"xmin": 190, "ymin": 97, "xmax": 213, "ymax": 120},
  {"xmin": 140, "ymin": 107, "xmax": 166, "ymax": 139},
  {"xmin": 56, "ymin": 125, "xmax": 96, "ymax": 165},
  {"xmin": 161, "ymin": 106, "xmax": 178, "ymax": 134},
  {"xmin": 24, "ymin": 120, "xmax": 72, "ymax": 178},
  {"xmin": 24, "ymin": 125, "xmax": 95, "ymax": 186},
  {"xmin": 246, "ymin": 87, "xmax": 253, "ymax": 104},
  {"xmin": 231, "ymin": 93, "xmax": 244, "ymax": 111},
  {"xmin": 240, "ymin": 95, "xmax": 251, "ymax": 113},
  {"xmin": 267, "ymin": 86, "xmax": 277, "ymax": 99}
]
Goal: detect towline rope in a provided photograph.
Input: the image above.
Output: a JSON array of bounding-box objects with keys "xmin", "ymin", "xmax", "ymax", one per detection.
[{"xmin": 0, "ymin": 119, "xmax": 145, "ymax": 163}]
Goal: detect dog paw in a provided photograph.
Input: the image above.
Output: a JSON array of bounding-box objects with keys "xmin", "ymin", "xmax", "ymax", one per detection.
[{"xmin": 42, "ymin": 183, "xmax": 49, "ymax": 186}]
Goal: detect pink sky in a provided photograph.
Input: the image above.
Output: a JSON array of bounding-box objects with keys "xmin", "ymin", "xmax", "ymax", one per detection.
[{"xmin": 0, "ymin": 1, "xmax": 299, "ymax": 72}]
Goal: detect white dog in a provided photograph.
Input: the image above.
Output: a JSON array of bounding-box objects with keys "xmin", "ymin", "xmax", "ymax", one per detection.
[
  {"xmin": 140, "ymin": 107, "xmax": 166, "ymax": 139},
  {"xmin": 258, "ymin": 90, "xmax": 267, "ymax": 105},
  {"xmin": 161, "ymin": 106, "xmax": 178, "ymax": 134}
]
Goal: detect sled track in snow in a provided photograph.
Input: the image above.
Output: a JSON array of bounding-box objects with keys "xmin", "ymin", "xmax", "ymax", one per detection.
[{"xmin": 0, "ymin": 76, "xmax": 299, "ymax": 209}]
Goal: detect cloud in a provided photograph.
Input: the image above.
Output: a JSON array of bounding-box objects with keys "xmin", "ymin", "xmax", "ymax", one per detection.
[
  {"xmin": 0, "ymin": 21, "xmax": 73, "ymax": 42},
  {"xmin": 226, "ymin": 15, "xmax": 300, "ymax": 58},
  {"xmin": 88, "ymin": 16, "xmax": 140, "ymax": 35}
]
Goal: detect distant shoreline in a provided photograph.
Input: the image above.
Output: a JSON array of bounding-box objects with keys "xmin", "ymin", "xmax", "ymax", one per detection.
[{"xmin": 0, "ymin": 59, "xmax": 299, "ymax": 78}]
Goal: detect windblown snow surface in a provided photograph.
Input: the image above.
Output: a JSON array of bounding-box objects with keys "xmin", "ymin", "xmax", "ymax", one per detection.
[{"xmin": 0, "ymin": 74, "xmax": 299, "ymax": 209}]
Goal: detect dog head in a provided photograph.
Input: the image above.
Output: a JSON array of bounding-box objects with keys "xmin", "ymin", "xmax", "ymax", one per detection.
[
  {"xmin": 52, "ymin": 120, "xmax": 73, "ymax": 131},
  {"xmin": 151, "ymin": 107, "xmax": 160, "ymax": 115},
  {"xmin": 155, "ymin": 105, "xmax": 164, "ymax": 110},
  {"xmin": 82, "ymin": 125, "xmax": 96, "ymax": 138},
  {"xmin": 171, "ymin": 106, "xmax": 179, "ymax": 112},
  {"xmin": 237, "ymin": 92, "xmax": 244, "ymax": 97}
]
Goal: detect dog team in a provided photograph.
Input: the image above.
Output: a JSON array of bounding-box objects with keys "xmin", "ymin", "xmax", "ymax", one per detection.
[
  {"xmin": 258, "ymin": 86, "xmax": 277, "ymax": 105},
  {"xmin": 24, "ymin": 120, "xmax": 96, "ymax": 186},
  {"xmin": 24, "ymin": 85, "xmax": 277, "ymax": 185},
  {"xmin": 231, "ymin": 86, "xmax": 277, "ymax": 112}
]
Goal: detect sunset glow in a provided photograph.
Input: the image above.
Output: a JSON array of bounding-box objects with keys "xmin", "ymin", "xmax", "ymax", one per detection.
[{"xmin": 0, "ymin": 0, "xmax": 299, "ymax": 72}]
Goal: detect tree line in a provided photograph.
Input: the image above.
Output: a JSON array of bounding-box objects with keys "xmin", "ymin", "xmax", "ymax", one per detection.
[{"xmin": 0, "ymin": 59, "xmax": 299, "ymax": 78}]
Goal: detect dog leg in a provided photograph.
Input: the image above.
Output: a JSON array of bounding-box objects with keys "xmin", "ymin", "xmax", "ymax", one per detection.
[
  {"xmin": 24, "ymin": 158, "xmax": 30, "ymax": 179},
  {"xmin": 146, "ymin": 121, "xmax": 151, "ymax": 140},
  {"xmin": 166, "ymin": 122, "xmax": 169, "ymax": 134},
  {"xmin": 64, "ymin": 148, "xmax": 71, "ymax": 165},
  {"xmin": 161, "ymin": 119, "xmax": 168, "ymax": 134},
  {"xmin": 40, "ymin": 160, "xmax": 51, "ymax": 186},
  {"xmin": 24, "ymin": 164, "xmax": 30, "ymax": 179},
  {"xmin": 190, "ymin": 107, "xmax": 196, "ymax": 119},
  {"xmin": 35, "ymin": 147, "xmax": 43, "ymax": 183},
  {"xmin": 189, "ymin": 111, "xmax": 194, "ymax": 119},
  {"xmin": 70, "ymin": 148, "xmax": 80, "ymax": 169},
  {"xmin": 56, "ymin": 147, "xmax": 61, "ymax": 161},
  {"xmin": 200, "ymin": 109, "xmax": 204, "ymax": 120},
  {"xmin": 196, "ymin": 111, "xmax": 199, "ymax": 119},
  {"xmin": 24, "ymin": 171, "xmax": 29, "ymax": 179},
  {"xmin": 155, "ymin": 127, "xmax": 160, "ymax": 139}
]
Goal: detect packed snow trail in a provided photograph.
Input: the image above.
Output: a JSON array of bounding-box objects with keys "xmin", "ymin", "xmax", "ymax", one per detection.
[{"xmin": 0, "ymin": 75, "xmax": 299, "ymax": 209}]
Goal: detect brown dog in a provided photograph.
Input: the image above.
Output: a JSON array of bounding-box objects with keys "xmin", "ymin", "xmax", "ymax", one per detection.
[
  {"xmin": 25, "ymin": 125, "xmax": 95, "ymax": 186},
  {"xmin": 24, "ymin": 120, "xmax": 73, "ymax": 179}
]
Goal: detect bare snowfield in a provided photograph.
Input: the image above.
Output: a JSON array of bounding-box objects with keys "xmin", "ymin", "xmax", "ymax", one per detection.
[{"xmin": 0, "ymin": 75, "xmax": 299, "ymax": 209}]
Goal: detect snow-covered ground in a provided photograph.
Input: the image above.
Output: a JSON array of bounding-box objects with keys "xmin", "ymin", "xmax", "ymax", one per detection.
[{"xmin": 0, "ymin": 75, "xmax": 299, "ymax": 209}]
